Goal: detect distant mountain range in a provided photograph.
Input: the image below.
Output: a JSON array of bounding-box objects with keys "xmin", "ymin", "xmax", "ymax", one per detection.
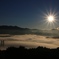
[
  {"xmin": 0, "ymin": 25, "xmax": 59, "ymax": 36},
  {"xmin": 0, "ymin": 25, "xmax": 30, "ymax": 30},
  {"xmin": 0, "ymin": 25, "xmax": 39, "ymax": 35}
]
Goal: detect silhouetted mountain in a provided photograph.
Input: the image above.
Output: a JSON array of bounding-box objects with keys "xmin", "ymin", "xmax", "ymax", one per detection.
[
  {"xmin": 0, "ymin": 25, "xmax": 40, "ymax": 35},
  {"xmin": 0, "ymin": 46, "xmax": 59, "ymax": 59},
  {"xmin": 0, "ymin": 25, "xmax": 34, "ymax": 35},
  {"xmin": 0, "ymin": 25, "xmax": 30, "ymax": 30}
]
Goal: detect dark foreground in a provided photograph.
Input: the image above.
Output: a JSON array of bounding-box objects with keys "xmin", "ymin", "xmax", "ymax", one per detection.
[{"xmin": 0, "ymin": 46, "xmax": 59, "ymax": 59}]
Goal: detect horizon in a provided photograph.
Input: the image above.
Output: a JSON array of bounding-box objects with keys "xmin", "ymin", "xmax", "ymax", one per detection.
[{"xmin": 0, "ymin": 25, "xmax": 59, "ymax": 30}]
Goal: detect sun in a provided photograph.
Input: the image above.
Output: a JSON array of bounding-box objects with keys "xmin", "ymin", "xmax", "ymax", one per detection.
[
  {"xmin": 41, "ymin": 10, "xmax": 58, "ymax": 29},
  {"xmin": 47, "ymin": 15, "xmax": 54, "ymax": 22}
]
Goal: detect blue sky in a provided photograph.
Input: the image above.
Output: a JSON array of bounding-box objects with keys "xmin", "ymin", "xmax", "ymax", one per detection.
[{"xmin": 0, "ymin": 0, "xmax": 59, "ymax": 29}]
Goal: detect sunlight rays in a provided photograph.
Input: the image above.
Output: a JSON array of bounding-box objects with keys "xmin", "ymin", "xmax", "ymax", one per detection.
[{"xmin": 40, "ymin": 10, "xmax": 59, "ymax": 30}]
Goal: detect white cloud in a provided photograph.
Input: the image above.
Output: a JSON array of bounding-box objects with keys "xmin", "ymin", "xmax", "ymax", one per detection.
[{"xmin": 0, "ymin": 34, "xmax": 59, "ymax": 50}]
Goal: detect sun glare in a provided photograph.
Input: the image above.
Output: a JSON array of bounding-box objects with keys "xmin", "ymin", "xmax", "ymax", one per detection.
[
  {"xmin": 47, "ymin": 15, "xmax": 54, "ymax": 22},
  {"xmin": 41, "ymin": 10, "xmax": 58, "ymax": 29}
]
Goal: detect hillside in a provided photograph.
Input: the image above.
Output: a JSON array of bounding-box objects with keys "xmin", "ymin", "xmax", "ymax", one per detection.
[{"xmin": 0, "ymin": 46, "xmax": 59, "ymax": 59}]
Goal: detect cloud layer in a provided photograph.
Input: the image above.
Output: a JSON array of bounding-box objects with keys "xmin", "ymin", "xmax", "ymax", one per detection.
[{"xmin": 0, "ymin": 34, "xmax": 59, "ymax": 50}]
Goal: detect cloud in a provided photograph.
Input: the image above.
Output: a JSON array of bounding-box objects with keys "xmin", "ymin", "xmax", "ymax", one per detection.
[{"xmin": 0, "ymin": 34, "xmax": 59, "ymax": 50}]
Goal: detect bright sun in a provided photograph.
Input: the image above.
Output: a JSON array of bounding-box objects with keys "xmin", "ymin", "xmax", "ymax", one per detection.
[{"xmin": 47, "ymin": 15, "xmax": 54, "ymax": 22}]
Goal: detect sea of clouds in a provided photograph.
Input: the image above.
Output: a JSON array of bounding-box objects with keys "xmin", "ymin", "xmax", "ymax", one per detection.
[{"xmin": 0, "ymin": 34, "xmax": 59, "ymax": 50}]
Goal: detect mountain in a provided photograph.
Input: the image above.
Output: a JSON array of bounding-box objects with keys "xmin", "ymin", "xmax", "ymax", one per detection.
[
  {"xmin": 0, "ymin": 25, "xmax": 35, "ymax": 35},
  {"xmin": 0, "ymin": 25, "xmax": 30, "ymax": 30}
]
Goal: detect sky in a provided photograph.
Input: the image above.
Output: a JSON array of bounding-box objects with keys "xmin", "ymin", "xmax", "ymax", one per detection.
[{"xmin": 0, "ymin": 0, "xmax": 59, "ymax": 29}]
